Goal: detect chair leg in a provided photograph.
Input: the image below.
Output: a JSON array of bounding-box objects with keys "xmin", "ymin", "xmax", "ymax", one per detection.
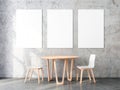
[
  {"xmin": 29, "ymin": 69, "xmax": 33, "ymax": 81},
  {"xmin": 41, "ymin": 69, "xmax": 44, "ymax": 81},
  {"xmin": 87, "ymin": 69, "xmax": 91, "ymax": 81},
  {"xmin": 24, "ymin": 69, "xmax": 30, "ymax": 83},
  {"xmin": 90, "ymin": 69, "xmax": 96, "ymax": 83},
  {"xmin": 76, "ymin": 69, "xmax": 79, "ymax": 81},
  {"xmin": 80, "ymin": 69, "xmax": 83, "ymax": 84},
  {"xmin": 37, "ymin": 69, "xmax": 40, "ymax": 84}
]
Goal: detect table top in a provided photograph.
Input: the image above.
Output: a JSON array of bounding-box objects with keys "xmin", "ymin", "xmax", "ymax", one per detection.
[{"xmin": 41, "ymin": 56, "xmax": 79, "ymax": 60}]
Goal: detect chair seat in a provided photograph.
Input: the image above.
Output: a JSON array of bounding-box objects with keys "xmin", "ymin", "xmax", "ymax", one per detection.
[{"xmin": 77, "ymin": 66, "xmax": 92, "ymax": 69}]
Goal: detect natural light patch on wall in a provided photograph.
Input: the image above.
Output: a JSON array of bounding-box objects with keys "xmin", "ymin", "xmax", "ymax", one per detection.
[
  {"xmin": 13, "ymin": 48, "xmax": 25, "ymax": 77},
  {"xmin": 13, "ymin": 48, "xmax": 42, "ymax": 78},
  {"xmin": 78, "ymin": 9, "xmax": 104, "ymax": 48},
  {"xmin": 16, "ymin": 9, "xmax": 42, "ymax": 48},
  {"xmin": 47, "ymin": 9, "xmax": 73, "ymax": 48}
]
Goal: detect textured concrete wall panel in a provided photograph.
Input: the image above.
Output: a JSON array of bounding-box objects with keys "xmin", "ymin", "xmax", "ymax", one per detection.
[{"xmin": 0, "ymin": 0, "xmax": 120, "ymax": 77}]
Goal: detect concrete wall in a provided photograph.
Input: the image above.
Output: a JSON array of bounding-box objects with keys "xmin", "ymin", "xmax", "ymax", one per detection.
[{"xmin": 0, "ymin": 0, "xmax": 120, "ymax": 78}]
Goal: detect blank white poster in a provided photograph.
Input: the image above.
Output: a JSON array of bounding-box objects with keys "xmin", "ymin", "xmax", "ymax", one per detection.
[
  {"xmin": 78, "ymin": 9, "xmax": 104, "ymax": 48},
  {"xmin": 47, "ymin": 9, "xmax": 73, "ymax": 48},
  {"xmin": 16, "ymin": 9, "xmax": 42, "ymax": 48}
]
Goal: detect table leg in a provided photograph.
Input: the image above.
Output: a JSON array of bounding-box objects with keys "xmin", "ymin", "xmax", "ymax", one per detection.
[
  {"xmin": 66, "ymin": 59, "xmax": 74, "ymax": 81},
  {"xmin": 51, "ymin": 59, "xmax": 54, "ymax": 80},
  {"xmin": 46, "ymin": 59, "xmax": 51, "ymax": 81},
  {"xmin": 54, "ymin": 60, "xmax": 66, "ymax": 85},
  {"xmin": 66, "ymin": 60, "xmax": 69, "ymax": 80},
  {"xmin": 70, "ymin": 59, "xmax": 74, "ymax": 81}
]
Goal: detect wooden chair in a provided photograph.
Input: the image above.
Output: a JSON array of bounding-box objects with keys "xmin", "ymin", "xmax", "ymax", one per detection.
[
  {"xmin": 76, "ymin": 54, "xmax": 96, "ymax": 84},
  {"xmin": 24, "ymin": 56, "xmax": 44, "ymax": 84}
]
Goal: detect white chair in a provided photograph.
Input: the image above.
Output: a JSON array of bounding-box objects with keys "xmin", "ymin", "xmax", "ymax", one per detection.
[
  {"xmin": 24, "ymin": 56, "xmax": 44, "ymax": 84},
  {"xmin": 76, "ymin": 54, "xmax": 96, "ymax": 84}
]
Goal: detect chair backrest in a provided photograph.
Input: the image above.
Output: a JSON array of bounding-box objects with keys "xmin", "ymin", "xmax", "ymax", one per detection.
[
  {"xmin": 31, "ymin": 56, "xmax": 40, "ymax": 67},
  {"xmin": 88, "ymin": 54, "xmax": 96, "ymax": 68},
  {"xmin": 26, "ymin": 52, "xmax": 41, "ymax": 68}
]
